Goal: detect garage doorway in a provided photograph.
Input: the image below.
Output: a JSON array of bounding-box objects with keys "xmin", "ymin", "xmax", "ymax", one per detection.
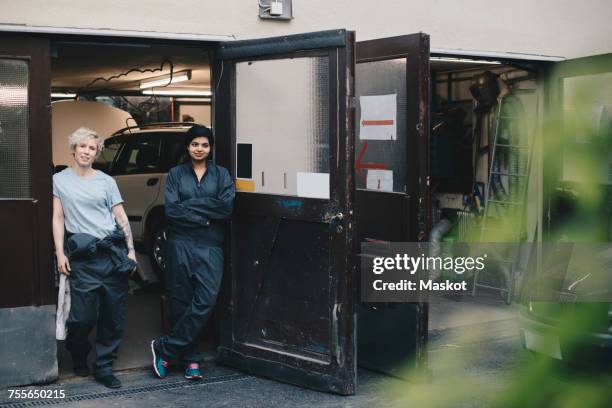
[{"xmin": 50, "ymin": 39, "xmax": 216, "ymax": 377}]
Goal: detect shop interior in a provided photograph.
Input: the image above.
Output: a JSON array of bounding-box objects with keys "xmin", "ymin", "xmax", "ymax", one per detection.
[
  {"xmin": 353, "ymin": 54, "xmax": 540, "ymax": 378},
  {"xmin": 427, "ymin": 56, "xmax": 539, "ymax": 337}
]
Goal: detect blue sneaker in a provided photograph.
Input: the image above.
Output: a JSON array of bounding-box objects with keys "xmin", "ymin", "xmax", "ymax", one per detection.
[
  {"xmin": 184, "ymin": 362, "xmax": 203, "ymax": 380},
  {"xmin": 151, "ymin": 340, "xmax": 168, "ymax": 379}
]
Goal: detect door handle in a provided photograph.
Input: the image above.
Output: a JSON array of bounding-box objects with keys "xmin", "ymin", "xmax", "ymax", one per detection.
[
  {"xmin": 330, "ymin": 212, "xmax": 344, "ymax": 234},
  {"xmin": 147, "ymin": 177, "xmax": 159, "ymax": 186}
]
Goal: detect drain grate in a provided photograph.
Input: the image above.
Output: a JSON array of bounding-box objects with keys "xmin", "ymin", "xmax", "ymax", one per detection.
[{"xmin": 1, "ymin": 373, "xmax": 251, "ymax": 407}]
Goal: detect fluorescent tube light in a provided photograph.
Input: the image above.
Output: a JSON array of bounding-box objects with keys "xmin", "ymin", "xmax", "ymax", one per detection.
[
  {"xmin": 142, "ymin": 89, "xmax": 212, "ymax": 97},
  {"xmin": 51, "ymin": 92, "xmax": 77, "ymax": 98},
  {"xmin": 430, "ymin": 57, "xmax": 501, "ymax": 65},
  {"xmin": 175, "ymin": 98, "xmax": 212, "ymax": 103},
  {"xmin": 139, "ymin": 70, "xmax": 191, "ymax": 89}
]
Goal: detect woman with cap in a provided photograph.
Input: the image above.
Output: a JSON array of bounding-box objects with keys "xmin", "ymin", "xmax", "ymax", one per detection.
[{"xmin": 151, "ymin": 124, "xmax": 235, "ymax": 380}]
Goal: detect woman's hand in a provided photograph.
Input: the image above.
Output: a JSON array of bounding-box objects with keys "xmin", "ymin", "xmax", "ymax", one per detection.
[
  {"xmin": 128, "ymin": 249, "xmax": 138, "ymax": 276},
  {"xmin": 57, "ymin": 253, "xmax": 71, "ymax": 276}
]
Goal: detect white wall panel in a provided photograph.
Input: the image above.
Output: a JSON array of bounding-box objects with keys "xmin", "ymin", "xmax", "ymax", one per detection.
[{"xmin": 1, "ymin": 1, "xmax": 610, "ymax": 59}]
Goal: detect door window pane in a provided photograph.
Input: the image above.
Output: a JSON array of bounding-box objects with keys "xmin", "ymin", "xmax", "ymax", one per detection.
[
  {"xmin": 234, "ymin": 56, "xmax": 330, "ymax": 198},
  {"xmin": 556, "ymin": 72, "xmax": 612, "ymax": 241},
  {"xmin": 355, "ymin": 59, "xmax": 408, "ymax": 193},
  {"xmin": 561, "ymin": 72, "xmax": 612, "ymax": 185},
  {"xmin": 0, "ymin": 59, "xmax": 30, "ymax": 198},
  {"xmin": 161, "ymin": 133, "xmax": 188, "ymax": 171},
  {"xmin": 94, "ymin": 139, "xmax": 122, "ymax": 174}
]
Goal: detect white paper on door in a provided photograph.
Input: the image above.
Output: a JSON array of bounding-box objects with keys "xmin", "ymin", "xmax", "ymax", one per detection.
[
  {"xmin": 366, "ymin": 169, "xmax": 393, "ymax": 192},
  {"xmin": 297, "ymin": 172, "xmax": 330, "ymax": 199},
  {"xmin": 359, "ymin": 94, "xmax": 397, "ymax": 140}
]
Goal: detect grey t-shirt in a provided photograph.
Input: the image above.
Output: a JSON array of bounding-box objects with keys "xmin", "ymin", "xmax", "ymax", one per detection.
[{"xmin": 53, "ymin": 168, "xmax": 124, "ymax": 239}]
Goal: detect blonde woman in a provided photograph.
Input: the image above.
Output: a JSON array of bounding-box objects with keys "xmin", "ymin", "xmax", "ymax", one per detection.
[{"xmin": 52, "ymin": 127, "xmax": 136, "ymax": 389}]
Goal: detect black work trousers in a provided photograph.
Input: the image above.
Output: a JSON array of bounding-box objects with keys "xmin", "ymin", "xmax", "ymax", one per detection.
[
  {"xmin": 157, "ymin": 237, "xmax": 223, "ymax": 364},
  {"xmin": 65, "ymin": 253, "xmax": 128, "ymax": 376}
]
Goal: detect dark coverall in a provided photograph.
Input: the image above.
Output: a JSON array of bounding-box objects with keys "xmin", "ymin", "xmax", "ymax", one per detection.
[
  {"xmin": 65, "ymin": 228, "xmax": 135, "ymax": 376},
  {"xmin": 157, "ymin": 162, "xmax": 235, "ymax": 363}
]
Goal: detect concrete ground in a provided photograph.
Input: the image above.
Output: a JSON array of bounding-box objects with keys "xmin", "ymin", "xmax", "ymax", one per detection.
[
  {"xmin": 428, "ymin": 289, "xmax": 517, "ymax": 332},
  {"xmin": 1, "ymin": 306, "xmax": 529, "ymax": 408},
  {"xmin": 0, "ymin": 330, "xmax": 526, "ymax": 408},
  {"xmin": 1, "ymin": 288, "xmax": 532, "ymax": 407}
]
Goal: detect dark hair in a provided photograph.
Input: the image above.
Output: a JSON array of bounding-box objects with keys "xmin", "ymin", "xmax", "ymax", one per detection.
[
  {"xmin": 183, "ymin": 124, "xmax": 214, "ymax": 162},
  {"xmin": 184, "ymin": 125, "xmax": 214, "ymax": 149}
]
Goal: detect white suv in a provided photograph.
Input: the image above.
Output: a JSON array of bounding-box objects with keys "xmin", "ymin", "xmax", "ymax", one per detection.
[{"xmin": 95, "ymin": 123, "xmax": 195, "ymax": 281}]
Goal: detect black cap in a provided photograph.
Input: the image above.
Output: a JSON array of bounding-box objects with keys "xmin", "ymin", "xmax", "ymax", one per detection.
[{"xmin": 185, "ymin": 124, "xmax": 214, "ymax": 148}]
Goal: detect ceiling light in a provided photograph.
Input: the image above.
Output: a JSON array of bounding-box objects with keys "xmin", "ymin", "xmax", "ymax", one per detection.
[
  {"xmin": 175, "ymin": 98, "xmax": 212, "ymax": 103},
  {"xmin": 430, "ymin": 57, "xmax": 501, "ymax": 65},
  {"xmin": 139, "ymin": 70, "xmax": 191, "ymax": 89},
  {"xmin": 51, "ymin": 92, "xmax": 77, "ymax": 98},
  {"xmin": 142, "ymin": 89, "xmax": 212, "ymax": 97}
]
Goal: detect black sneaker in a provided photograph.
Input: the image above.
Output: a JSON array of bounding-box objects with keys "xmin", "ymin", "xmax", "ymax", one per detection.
[
  {"xmin": 73, "ymin": 362, "xmax": 90, "ymax": 377},
  {"xmin": 94, "ymin": 374, "xmax": 122, "ymax": 389}
]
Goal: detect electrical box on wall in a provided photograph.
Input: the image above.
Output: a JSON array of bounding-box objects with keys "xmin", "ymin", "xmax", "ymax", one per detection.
[{"xmin": 258, "ymin": 0, "xmax": 293, "ymax": 20}]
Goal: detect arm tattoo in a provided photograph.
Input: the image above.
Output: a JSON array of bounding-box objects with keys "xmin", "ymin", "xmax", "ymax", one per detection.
[{"xmin": 117, "ymin": 216, "xmax": 135, "ymax": 251}]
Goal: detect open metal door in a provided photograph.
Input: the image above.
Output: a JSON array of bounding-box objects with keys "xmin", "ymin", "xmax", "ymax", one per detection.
[
  {"xmin": 543, "ymin": 52, "xmax": 612, "ymax": 237},
  {"xmin": 213, "ymin": 30, "xmax": 357, "ymax": 395},
  {"xmin": 354, "ymin": 34, "xmax": 430, "ymax": 378},
  {"xmin": 517, "ymin": 53, "xmax": 612, "ymax": 354},
  {"xmin": 524, "ymin": 52, "xmax": 612, "ymax": 319}
]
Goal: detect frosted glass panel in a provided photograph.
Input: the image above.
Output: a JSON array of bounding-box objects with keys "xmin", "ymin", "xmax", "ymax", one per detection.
[
  {"xmin": 235, "ymin": 56, "xmax": 329, "ymax": 198},
  {"xmin": 355, "ymin": 59, "xmax": 407, "ymax": 193},
  {"xmin": 0, "ymin": 59, "xmax": 30, "ymax": 198},
  {"xmin": 562, "ymin": 72, "xmax": 612, "ymax": 184}
]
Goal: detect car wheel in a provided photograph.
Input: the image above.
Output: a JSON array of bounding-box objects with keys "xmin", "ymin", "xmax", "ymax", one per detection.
[{"xmin": 150, "ymin": 222, "xmax": 167, "ymax": 284}]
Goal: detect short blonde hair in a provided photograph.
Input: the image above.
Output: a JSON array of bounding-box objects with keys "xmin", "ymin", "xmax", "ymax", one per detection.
[{"xmin": 68, "ymin": 127, "xmax": 104, "ymax": 159}]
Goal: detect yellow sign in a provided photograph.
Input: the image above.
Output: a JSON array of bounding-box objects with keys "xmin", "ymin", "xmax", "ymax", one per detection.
[{"xmin": 236, "ymin": 179, "xmax": 255, "ymax": 192}]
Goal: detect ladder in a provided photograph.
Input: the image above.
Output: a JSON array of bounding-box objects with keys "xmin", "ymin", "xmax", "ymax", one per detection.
[{"xmin": 474, "ymin": 90, "xmax": 535, "ymax": 303}]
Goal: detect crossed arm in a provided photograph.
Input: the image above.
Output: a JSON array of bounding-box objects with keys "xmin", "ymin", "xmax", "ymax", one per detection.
[
  {"xmin": 181, "ymin": 173, "xmax": 235, "ymax": 220},
  {"xmin": 164, "ymin": 168, "xmax": 235, "ymax": 227}
]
